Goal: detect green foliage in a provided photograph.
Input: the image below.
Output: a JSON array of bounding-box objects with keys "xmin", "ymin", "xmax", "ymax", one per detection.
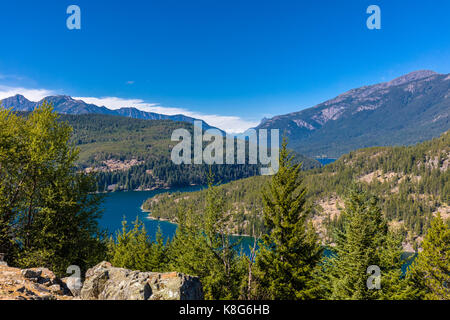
[
  {"xmin": 0, "ymin": 104, "xmax": 106, "ymax": 276},
  {"xmin": 151, "ymin": 131, "xmax": 450, "ymax": 240},
  {"xmin": 319, "ymin": 188, "xmax": 413, "ymax": 300},
  {"xmin": 254, "ymin": 139, "xmax": 322, "ymax": 299},
  {"xmin": 167, "ymin": 171, "xmax": 245, "ymax": 299},
  {"xmin": 108, "ymin": 217, "xmax": 169, "ymax": 272},
  {"xmin": 144, "ymin": 175, "xmax": 269, "ymax": 236},
  {"xmin": 56, "ymin": 114, "xmax": 320, "ymax": 192},
  {"xmin": 407, "ymin": 213, "xmax": 450, "ymax": 300}
]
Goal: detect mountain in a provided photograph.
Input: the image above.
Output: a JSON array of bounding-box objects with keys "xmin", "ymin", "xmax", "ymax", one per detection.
[
  {"xmin": 57, "ymin": 113, "xmax": 319, "ymax": 192},
  {"xmin": 256, "ymin": 70, "xmax": 450, "ymax": 158},
  {"xmin": 0, "ymin": 94, "xmax": 220, "ymax": 131},
  {"xmin": 59, "ymin": 114, "xmax": 261, "ymax": 191},
  {"xmin": 145, "ymin": 130, "xmax": 450, "ymax": 248}
]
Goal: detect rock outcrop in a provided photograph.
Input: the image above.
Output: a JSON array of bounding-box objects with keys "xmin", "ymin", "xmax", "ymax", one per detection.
[
  {"xmin": 0, "ymin": 261, "xmax": 203, "ymax": 300},
  {"xmin": 80, "ymin": 262, "xmax": 203, "ymax": 300},
  {"xmin": 0, "ymin": 265, "xmax": 72, "ymax": 300}
]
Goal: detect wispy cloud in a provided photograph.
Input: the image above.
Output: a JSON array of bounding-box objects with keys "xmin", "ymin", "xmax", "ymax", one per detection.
[
  {"xmin": 0, "ymin": 85, "xmax": 258, "ymax": 133},
  {"xmin": 77, "ymin": 96, "xmax": 259, "ymax": 133},
  {"xmin": 0, "ymin": 85, "xmax": 56, "ymax": 101}
]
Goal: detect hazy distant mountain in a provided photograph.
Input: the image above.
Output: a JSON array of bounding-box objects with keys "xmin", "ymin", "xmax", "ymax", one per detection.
[
  {"xmin": 256, "ymin": 70, "xmax": 450, "ymax": 157},
  {"xmin": 0, "ymin": 94, "xmax": 220, "ymax": 131}
]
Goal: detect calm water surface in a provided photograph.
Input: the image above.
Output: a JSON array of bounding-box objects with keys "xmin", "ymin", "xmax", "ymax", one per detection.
[
  {"xmin": 100, "ymin": 186, "xmax": 256, "ymax": 254},
  {"xmin": 100, "ymin": 187, "xmax": 414, "ymax": 268}
]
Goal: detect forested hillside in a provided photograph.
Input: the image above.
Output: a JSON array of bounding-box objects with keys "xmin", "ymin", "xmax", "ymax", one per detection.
[
  {"xmin": 145, "ymin": 131, "xmax": 450, "ymax": 248},
  {"xmin": 59, "ymin": 114, "xmax": 320, "ymax": 191}
]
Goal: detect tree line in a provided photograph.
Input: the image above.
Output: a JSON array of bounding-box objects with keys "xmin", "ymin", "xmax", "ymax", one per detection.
[
  {"xmin": 1, "ymin": 106, "xmax": 448, "ymax": 299},
  {"xmin": 111, "ymin": 140, "xmax": 449, "ymax": 300},
  {"xmin": 147, "ymin": 130, "xmax": 450, "ymax": 243}
]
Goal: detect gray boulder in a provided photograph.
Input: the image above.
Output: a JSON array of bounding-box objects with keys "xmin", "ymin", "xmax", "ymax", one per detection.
[{"xmin": 80, "ymin": 262, "xmax": 203, "ymax": 300}]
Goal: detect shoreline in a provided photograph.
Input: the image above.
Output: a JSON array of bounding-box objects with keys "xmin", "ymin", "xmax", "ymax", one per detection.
[{"xmin": 141, "ymin": 205, "xmax": 254, "ymax": 238}]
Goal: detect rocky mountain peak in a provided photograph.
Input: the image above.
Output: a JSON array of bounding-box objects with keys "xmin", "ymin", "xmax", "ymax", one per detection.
[
  {"xmin": 12, "ymin": 94, "xmax": 29, "ymax": 101},
  {"xmin": 255, "ymin": 70, "xmax": 449, "ymax": 157},
  {"xmin": 387, "ymin": 70, "xmax": 438, "ymax": 87}
]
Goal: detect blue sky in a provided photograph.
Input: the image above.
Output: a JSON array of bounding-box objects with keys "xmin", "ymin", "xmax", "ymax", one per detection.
[{"xmin": 0, "ymin": 0, "xmax": 449, "ymax": 132}]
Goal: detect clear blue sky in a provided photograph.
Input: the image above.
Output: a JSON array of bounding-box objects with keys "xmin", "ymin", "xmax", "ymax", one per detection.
[{"xmin": 0, "ymin": 0, "xmax": 449, "ymax": 132}]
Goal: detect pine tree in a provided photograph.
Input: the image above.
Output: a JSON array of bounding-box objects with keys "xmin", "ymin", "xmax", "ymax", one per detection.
[
  {"xmin": 108, "ymin": 217, "xmax": 154, "ymax": 271},
  {"xmin": 407, "ymin": 213, "xmax": 450, "ymax": 300},
  {"xmin": 321, "ymin": 188, "xmax": 413, "ymax": 300},
  {"xmin": 149, "ymin": 226, "xmax": 169, "ymax": 272},
  {"xmin": 168, "ymin": 171, "xmax": 244, "ymax": 299},
  {"xmin": 378, "ymin": 230, "xmax": 416, "ymax": 300},
  {"xmin": 255, "ymin": 138, "xmax": 322, "ymax": 300}
]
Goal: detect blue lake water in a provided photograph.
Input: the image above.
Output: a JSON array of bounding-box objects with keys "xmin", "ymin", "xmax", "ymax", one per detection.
[
  {"xmin": 100, "ymin": 186, "xmax": 256, "ymax": 255},
  {"xmin": 316, "ymin": 158, "xmax": 337, "ymax": 166},
  {"xmin": 100, "ymin": 188, "xmax": 415, "ymax": 269}
]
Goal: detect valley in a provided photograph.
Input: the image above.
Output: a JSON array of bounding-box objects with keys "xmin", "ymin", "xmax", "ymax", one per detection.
[{"xmin": 145, "ymin": 130, "xmax": 450, "ymax": 250}]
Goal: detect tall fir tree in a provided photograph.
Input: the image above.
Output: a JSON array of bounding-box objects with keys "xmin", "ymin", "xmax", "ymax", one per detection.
[
  {"xmin": 320, "ymin": 188, "xmax": 413, "ymax": 300},
  {"xmin": 168, "ymin": 170, "xmax": 244, "ymax": 299},
  {"xmin": 407, "ymin": 213, "xmax": 449, "ymax": 300},
  {"xmin": 255, "ymin": 138, "xmax": 322, "ymax": 300},
  {"xmin": 149, "ymin": 226, "xmax": 169, "ymax": 272},
  {"xmin": 108, "ymin": 217, "xmax": 154, "ymax": 271}
]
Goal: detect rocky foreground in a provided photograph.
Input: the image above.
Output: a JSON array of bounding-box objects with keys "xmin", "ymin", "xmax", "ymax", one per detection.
[{"xmin": 0, "ymin": 261, "xmax": 203, "ymax": 300}]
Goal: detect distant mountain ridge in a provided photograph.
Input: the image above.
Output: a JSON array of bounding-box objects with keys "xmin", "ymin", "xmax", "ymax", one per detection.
[
  {"xmin": 146, "ymin": 130, "xmax": 450, "ymax": 242},
  {"xmin": 0, "ymin": 94, "xmax": 220, "ymax": 131},
  {"xmin": 256, "ymin": 70, "xmax": 450, "ymax": 157}
]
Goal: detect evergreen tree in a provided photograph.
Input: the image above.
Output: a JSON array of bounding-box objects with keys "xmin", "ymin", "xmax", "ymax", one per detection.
[
  {"xmin": 108, "ymin": 217, "xmax": 153, "ymax": 271},
  {"xmin": 255, "ymin": 138, "xmax": 322, "ymax": 300},
  {"xmin": 168, "ymin": 171, "xmax": 244, "ymax": 299},
  {"xmin": 149, "ymin": 226, "xmax": 169, "ymax": 272},
  {"xmin": 320, "ymin": 188, "xmax": 412, "ymax": 300},
  {"xmin": 407, "ymin": 213, "xmax": 450, "ymax": 300},
  {"xmin": 108, "ymin": 217, "xmax": 170, "ymax": 272}
]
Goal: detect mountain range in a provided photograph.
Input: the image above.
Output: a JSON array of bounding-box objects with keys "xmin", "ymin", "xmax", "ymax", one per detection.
[
  {"xmin": 0, "ymin": 94, "xmax": 219, "ymax": 131},
  {"xmin": 2, "ymin": 70, "xmax": 449, "ymax": 158},
  {"xmin": 256, "ymin": 70, "xmax": 450, "ymax": 158}
]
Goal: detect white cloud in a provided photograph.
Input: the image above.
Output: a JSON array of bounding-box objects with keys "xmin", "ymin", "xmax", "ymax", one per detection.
[
  {"xmin": 0, "ymin": 84, "xmax": 257, "ymax": 133},
  {"xmin": 76, "ymin": 96, "xmax": 258, "ymax": 133},
  {"xmin": 0, "ymin": 85, "xmax": 56, "ymax": 102}
]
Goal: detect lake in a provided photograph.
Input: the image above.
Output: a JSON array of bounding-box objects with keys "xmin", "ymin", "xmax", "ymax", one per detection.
[
  {"xmin": 316, "ymin": 158, "xmax": 337, "ymax": 166},
  {"xmin": 100, "ymin": 186, "xmax": 257, "ymax": 255},
  {"xmin": 100, "ymin": 188, "xmax": 415, "ymax": 270}
]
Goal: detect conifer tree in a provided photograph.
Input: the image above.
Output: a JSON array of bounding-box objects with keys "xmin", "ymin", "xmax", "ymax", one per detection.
[
  {"xmin": 407, "ymin": 213, "xmax": 450, "ymax": 300},
  {"xmin": 108, "ymin": 217, "xmax": 154, "ymax": 271},
  {"xmin": 255, "ymin": 138, "xmax": 322, "ymax": 300},
  {"xmin": 321, "ymin": 188, "xmax": 413, "ymax": 300},
  {"xmin": 149, "ymin": 226, "xmax": 169, "ymax": 272},
  {"xmin": 168, "ymin": 171, "xmax": 244, "ymax": 299}
]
